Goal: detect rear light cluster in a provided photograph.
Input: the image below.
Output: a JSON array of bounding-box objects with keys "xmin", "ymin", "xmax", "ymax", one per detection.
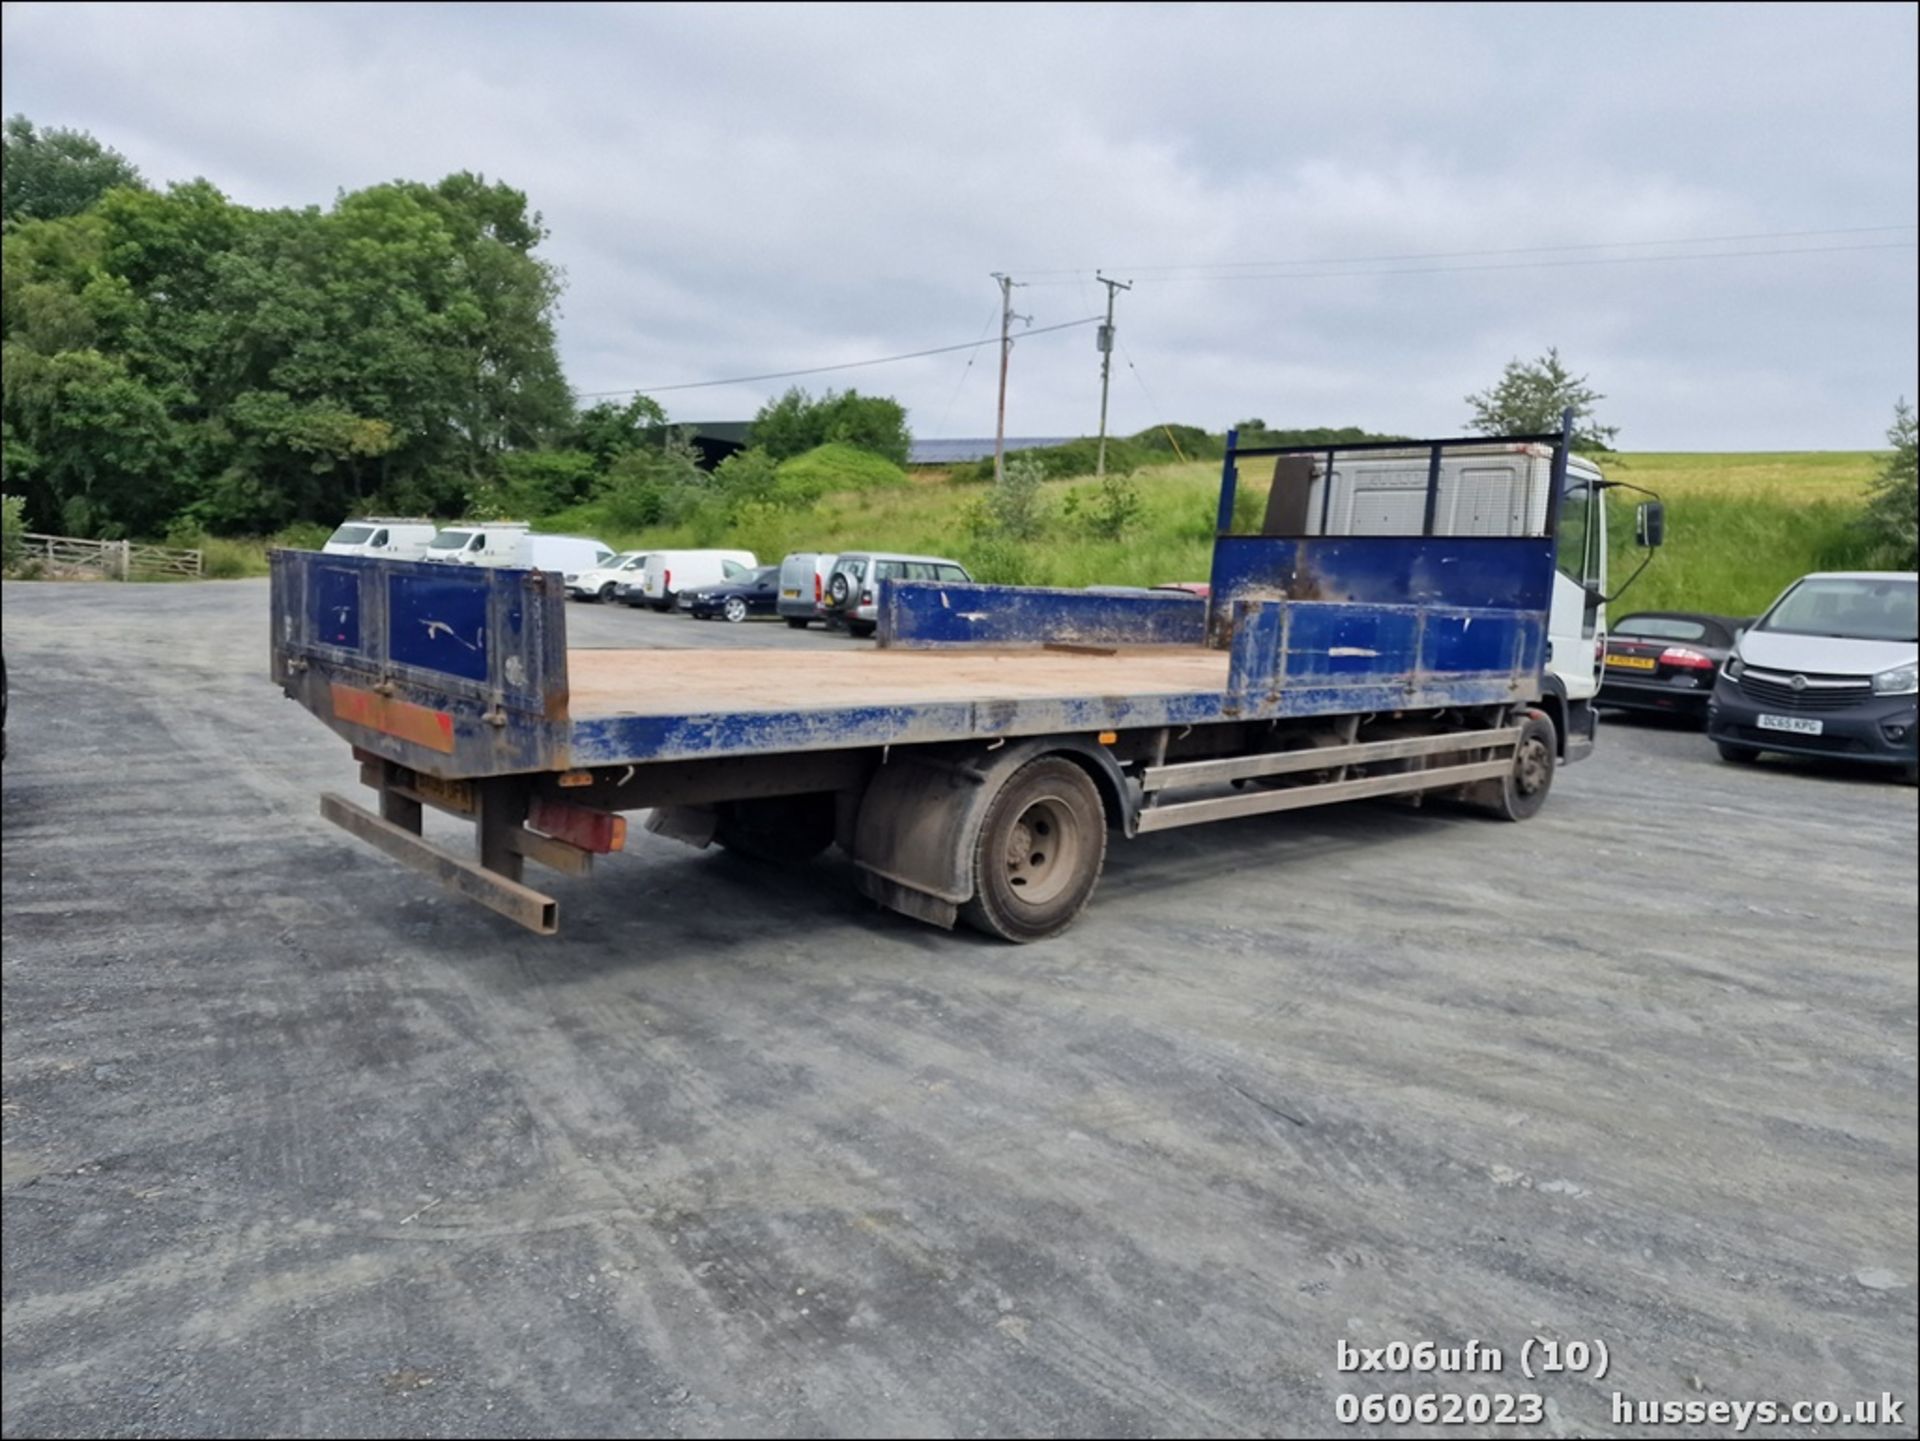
[
  {"xmin": 1659, "ymin": 646, "xmax": 1716, "ymax": 670},
  {"xmin": 814, "ymin": 573, "xmax": 822, "ymax": 602}
]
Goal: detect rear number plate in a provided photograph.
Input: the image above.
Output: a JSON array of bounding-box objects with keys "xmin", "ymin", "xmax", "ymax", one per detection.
[
  {"xmin": 1758, "ymin": 713, "xmax": 1823, "ymax": 736},
  {"xmin": 1606, "ymin": 654, "xmax": 1657, "ymax": 670},
  {"xmin": 782, "ymin": 588, "xmax": 798, "ymax": 597}
]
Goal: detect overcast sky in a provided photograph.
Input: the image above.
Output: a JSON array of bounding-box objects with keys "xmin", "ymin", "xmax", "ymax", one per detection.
[{"xmin": 5, "ymin": 1, "xmax": 1916, "ymax": 449}]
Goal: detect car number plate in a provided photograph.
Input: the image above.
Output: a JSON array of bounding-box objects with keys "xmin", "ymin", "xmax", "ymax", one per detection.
[
  {"xmin": 1606, "ymin": 654, "xmax": 1657, "ymax": 670},
  {"xmin": 782, "ymin": 588, "xmax": 798, "ymax": 597},
  {"xmin": 1758, "ymin": 713, "xmax": 1823, "ymax": 736}
]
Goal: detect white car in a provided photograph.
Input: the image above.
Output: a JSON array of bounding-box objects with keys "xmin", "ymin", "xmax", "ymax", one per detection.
[
  {"xmin": 569, "ymin": 551, "xmax": 654, "ymax": 603},
  {"xmin": 1708, "ymin": 570, "xmax": 1918, "ymax": 782}
]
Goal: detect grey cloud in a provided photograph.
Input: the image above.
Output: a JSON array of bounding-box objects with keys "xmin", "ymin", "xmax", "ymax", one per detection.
[{"xmin": 4, "ymin": 0, "xmax": 1913, "ymax": 448}]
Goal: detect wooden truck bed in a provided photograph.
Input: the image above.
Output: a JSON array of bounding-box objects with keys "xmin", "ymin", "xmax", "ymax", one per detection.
[{"xmin": 565, "ymin": 645, "xmax": 1230, "ymax": 716}]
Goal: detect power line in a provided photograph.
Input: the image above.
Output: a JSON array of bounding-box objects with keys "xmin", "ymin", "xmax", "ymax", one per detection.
[
  {"xmin": 931, "ymin": 303, "xmax": 1002, "ymax": 438},
  {"xmin": 1012, "ymin": 223, "xmax": 1919, "ymax": 281},
  {"xmin": 576, "ymin": 314, "xmax": 1102, "ymax": 399},
  {"xmin": 1165, "ymin": 240, "xmax": 1918, "ymax": 285}
]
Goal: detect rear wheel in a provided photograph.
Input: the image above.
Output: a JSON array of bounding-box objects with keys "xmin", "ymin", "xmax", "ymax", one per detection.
[
  {"xmin": 847, "ymin": 620, "xmax": 876, "ymax": 639},
  {"xmin": 961, "ymin": 757, "xmax": 1107, "ymax": 943},
  {"xmin": 1472, "ymin": 710, "xmax": 1556, "ymax": 821},
  {"xmin": 1717, "ymin": 741, "xmax": 1760, "ymax": 765},
  {"xmin": 650, "ymin": 598, "xmax": 672, "ymax": 613},
  {"xmin": 785, "ymin": 617, "xmax": 811, "ymax": 630}
]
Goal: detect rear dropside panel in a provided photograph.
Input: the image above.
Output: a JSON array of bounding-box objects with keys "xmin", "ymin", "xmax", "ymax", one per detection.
[{"xmin": 271, "ymin": 550, "xmax": 571, "ymax": 778}]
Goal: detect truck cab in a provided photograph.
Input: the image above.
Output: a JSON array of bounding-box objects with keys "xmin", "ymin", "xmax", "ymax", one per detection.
[{"xmin": 1234, "ymin": 440, "xmax": 1650, "ymax": 762}]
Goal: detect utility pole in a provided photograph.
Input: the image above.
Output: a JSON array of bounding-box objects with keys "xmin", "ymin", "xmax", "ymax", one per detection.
[
  {"xmin": 1093, "ymin": 272, "xmax": 1132, "ymax": 480},
  {"xmin": 990, "ymin": 272, "xmax": 1028, "ymax": 485}
]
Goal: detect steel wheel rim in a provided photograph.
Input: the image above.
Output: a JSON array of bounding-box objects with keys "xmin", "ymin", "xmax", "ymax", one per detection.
[
  {"xmin": 1002, "ymin": 795, "xmax": 1081, "ymax": 906},
  {"xmin": 1515, "ymin": 736, "xmax": 1551, "ymax": 795},
  {"xmin": 725, "ymin": 598, "xmax": 746, "ymax": 622}
]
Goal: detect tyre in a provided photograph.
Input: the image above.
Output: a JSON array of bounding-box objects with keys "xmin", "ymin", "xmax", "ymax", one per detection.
[
  {"xmin": 826, "ymin": 571, "xmax": 852, "ymax": 607},
  {"xmin": 723, "ymin": 597, "xmax": 749, "ymax": 623},
  {"xmin": 650, "ymin": 600, "xmax": 672, "ymax": 614},
  {"xmin": 598, "ymin": 582, "xmax": 617, "ymax": 603},
  {"xmin": 847, "ymin": 620, "xmax": 876, "ymax": 639},
  {"xmin": 785, "ymin": 617, "xmax": 811, "ymax": 630},
  {"xmin": 1717, "ymin": 741, "xmax": 1760, "ymax": 765},
  {"xmin": 1472, "ymin": 710, "xmax": 1556, "ymax": 821},
  {"xmin": 960, "ymin": 757, "xmax": 1107, "ymax": 943}
]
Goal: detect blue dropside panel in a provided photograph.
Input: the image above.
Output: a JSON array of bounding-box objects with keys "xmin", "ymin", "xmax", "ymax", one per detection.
[
  {"xmin": 310, "ymin": 563, "xmax": 363, "ymax": 651},
  {"xmin": 1225, "ymin": 599, "xmax": 1543, "ymax": 714},
  {"xmin": 1210, "ymin": 535, "xmax": 1557, "ymax": 617},
  {"xmin": 271, "ymin": 551, "xmax": 571, "ymax": 778},
  {"xmin": 388, "ymin": 568, "xmax": 495, "ymax": 682},
  {"xmin": 880, "ymin": 581, "xmax": 1208, "ymax": 649}
]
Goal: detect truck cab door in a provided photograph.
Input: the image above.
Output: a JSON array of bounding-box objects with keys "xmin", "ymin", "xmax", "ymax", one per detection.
[{"xmin": 1547, "ymin": 478, "xmax": 1603, "ymax": 701}]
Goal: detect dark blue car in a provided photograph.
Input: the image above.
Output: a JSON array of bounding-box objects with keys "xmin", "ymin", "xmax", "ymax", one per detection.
[{"xmin": 686, "ymin": 564, "xmax": 783, "ymax": 622}]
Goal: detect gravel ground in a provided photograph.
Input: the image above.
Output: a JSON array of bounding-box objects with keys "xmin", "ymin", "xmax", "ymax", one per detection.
[{"xmin": 3, "ymin": 578, "xmax": 1914, "ymax": 1438}]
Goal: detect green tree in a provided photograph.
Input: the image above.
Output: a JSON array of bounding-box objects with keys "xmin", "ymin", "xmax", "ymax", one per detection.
[
  {"xmin": 1862, "ymin": 398, "xmax": 1918, "ymax": 570},
  {"xmin": 2, "ymin": 116, "xmax": 145, "ymax": 228},
  {"xmin": 981, "ymin": 453, "xmax": 1046, "ymax": 538},
  {"xmin": 569, "ymin": 394, "xmax": 668, "ymax": 464},
  {"xmin": 749, "ymin": 386, "xmax": 910, "ymax": 464},
  {"xmin": 594, "ymin": 427, "xmax": 706, "ymax": 528},
  {"xmin": 1464, "ymin": 347, "xmax": 1618, "ymax": 453},
  {"xmin": 0, "ymin": 141, "xmax": 575, "ymax": 537}
]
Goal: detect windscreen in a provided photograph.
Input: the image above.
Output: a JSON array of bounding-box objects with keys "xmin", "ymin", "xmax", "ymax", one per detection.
[
  {"xmin": 1615, "ymin": 615, "xmax": 1715, "ymax": 642},
  {"xmin": 327, "ymin": 524, "xmax": 374, "ymax": 546},
  {"xmin": 427, "ymin": 530, "xmax": 471, "ymax": 551},
  {"xmin": 1759, "ymin": 577, "xmax": 1917, "ymax": 643}
]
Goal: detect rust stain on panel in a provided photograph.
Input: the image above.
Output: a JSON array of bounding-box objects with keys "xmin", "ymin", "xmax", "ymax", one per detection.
[{"xmin": 330, "ymin": 682, "xmax": 456, "ymax": 753}]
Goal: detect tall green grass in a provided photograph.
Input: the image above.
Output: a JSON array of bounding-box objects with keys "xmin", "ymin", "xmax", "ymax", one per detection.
[{"xmin": 1600, "ymin": 451, "xmax": 1882, "ymax": 616}]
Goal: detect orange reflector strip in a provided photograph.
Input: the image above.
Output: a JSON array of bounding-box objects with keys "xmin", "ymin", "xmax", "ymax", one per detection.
[
  {"xmin": 557, "ymin": 770, "xmax": 594, "ymax": 788},
  {"xmin": 330, "ymin": 683, "xmax": 455, "ymax": 753},
  {"xmin": 1098, "ymin": 731, "xmax": 1118, "ymax": 745}
]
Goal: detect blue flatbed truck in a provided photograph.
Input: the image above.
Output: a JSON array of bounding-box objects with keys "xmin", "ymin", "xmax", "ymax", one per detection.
[{"xmin": 271, "ymin": 424, "xmax": 1662, "ymax": 942}]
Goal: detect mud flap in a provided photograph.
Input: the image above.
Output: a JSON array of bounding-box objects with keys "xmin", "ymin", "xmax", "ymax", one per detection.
[
  {"xmin": 646, "ymin": 804, "xmax": 718, "ymax": 848},
  {"xmin": 850, "ymin": 739, "xmax": 1129, "ymax": 926}
]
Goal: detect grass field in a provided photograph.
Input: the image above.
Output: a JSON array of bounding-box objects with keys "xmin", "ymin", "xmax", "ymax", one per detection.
[
  {"xmin": 578, "ymin": 449, "xmax": 1888, "ymax": 618},
  {"xmin": 1599, "ymin": 451, "xmax": 1882, "ymax": 616},
  {"xmin": 25, "ymin": 449, "xmax": 1887, "ymax": 620}
]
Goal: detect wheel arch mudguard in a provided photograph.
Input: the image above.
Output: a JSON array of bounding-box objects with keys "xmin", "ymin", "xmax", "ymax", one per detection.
[{"xmin": 851, "ymin": 737, "xmax": 1134, "ymax": 929}]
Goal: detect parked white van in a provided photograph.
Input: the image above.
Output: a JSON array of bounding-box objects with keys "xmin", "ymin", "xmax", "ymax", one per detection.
[
  {"xmin": 422, "ymin": 522, "xmax": 533, "ymax": 565},
  {"xmin": 776, "ymin": 552, "xmax": 839, "ymax": 628},
  {"xmin": 628, "ymin": 549, "xmax": 757, "ymax": 612},
  {"xmin": 422, "ymin": 523, "xmax": 614, "ymax": 578},
  {"xmin": 321, "ymin": 518, "xmax": 439, "ymax": 560}
]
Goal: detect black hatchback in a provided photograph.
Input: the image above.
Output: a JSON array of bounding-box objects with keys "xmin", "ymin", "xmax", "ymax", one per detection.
[{"xmin": 1599, "ymin": 611, "xmax": 1746, "ymax": 722}]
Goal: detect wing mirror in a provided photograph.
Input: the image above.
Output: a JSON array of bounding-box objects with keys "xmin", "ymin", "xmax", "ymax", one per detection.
[{"xmin": 1635, "ymin": 500, "xmax": 1666, "ymax": 549}]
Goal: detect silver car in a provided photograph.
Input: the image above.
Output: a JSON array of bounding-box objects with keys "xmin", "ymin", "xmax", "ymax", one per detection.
[{"xmin": 823, "ymin": 552, "xmax": 972, "ymax": 638}]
